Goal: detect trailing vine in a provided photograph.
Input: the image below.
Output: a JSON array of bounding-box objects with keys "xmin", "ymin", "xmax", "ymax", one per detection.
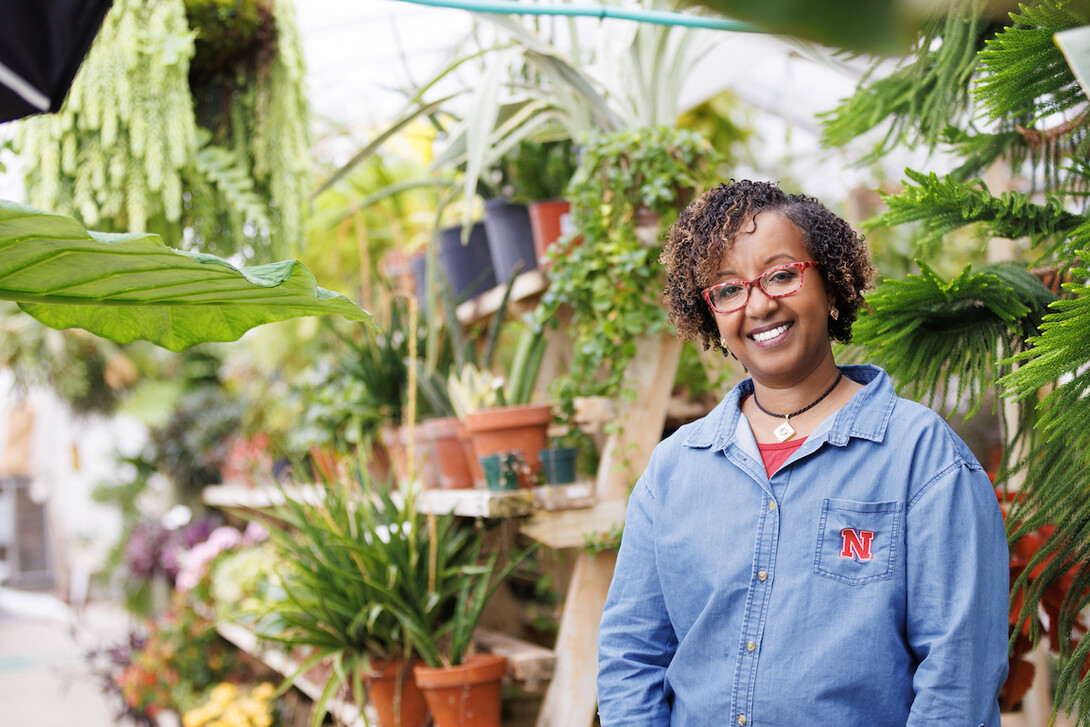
[
  {"xmin": 15, "ymin": 0, "xmax": 311, "ymax": 262},
  {"xmin": 536, "ymin": 127, "xmax": 718, "ymax": 419}
]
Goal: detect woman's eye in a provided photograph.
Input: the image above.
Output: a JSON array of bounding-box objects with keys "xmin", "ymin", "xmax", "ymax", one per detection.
[
  {"xmin": 717, "ymin": 284, "xmax": 744, "ymax": 298},
  {"xmin": 767, "ymin": 269, "xmax": 798, "ymax": 284}
]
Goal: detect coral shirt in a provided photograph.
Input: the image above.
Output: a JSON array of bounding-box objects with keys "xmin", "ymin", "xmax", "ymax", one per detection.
[{"xmin": 756, "ymin": 436, "xmax": 806, "ymax": 478}]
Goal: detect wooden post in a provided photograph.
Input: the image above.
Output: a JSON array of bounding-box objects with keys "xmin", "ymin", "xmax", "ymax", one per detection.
[
  {"xmin": 596, "ymin": 330, "xmax": 682, "ymax": 500},
  {"xmin": 534, "ymin": 550, "xmax": 617, "ymax": 727},
  {"xmin": 533, "ymin": 330, "xmax": 681, "ymax": 727}
]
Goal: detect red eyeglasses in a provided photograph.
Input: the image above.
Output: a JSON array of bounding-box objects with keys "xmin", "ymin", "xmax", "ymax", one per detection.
[{"xmin": 701, "ymin": 261, "xmax": 818, "ymax": 314}]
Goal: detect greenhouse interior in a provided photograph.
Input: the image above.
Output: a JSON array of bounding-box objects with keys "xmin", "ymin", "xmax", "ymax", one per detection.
[{"xmin": 1, "ymin": 0, "xmax": 1089, "ymax": 725}]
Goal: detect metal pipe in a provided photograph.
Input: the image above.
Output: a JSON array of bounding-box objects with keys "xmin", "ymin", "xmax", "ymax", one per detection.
[{"xmin": 392, "ymin": 0, "xmax": 763, "ymax": 33}]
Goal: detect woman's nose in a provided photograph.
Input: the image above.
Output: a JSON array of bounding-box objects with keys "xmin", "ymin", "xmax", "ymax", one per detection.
[{"xmin": 745, "ymin": 284, "xmax": 779, "ymax": 316}]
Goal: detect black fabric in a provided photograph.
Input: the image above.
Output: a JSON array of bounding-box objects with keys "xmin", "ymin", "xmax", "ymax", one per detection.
[{"xmin": 0, "ymin": 0, "xmax": 114, "ymax": 123}]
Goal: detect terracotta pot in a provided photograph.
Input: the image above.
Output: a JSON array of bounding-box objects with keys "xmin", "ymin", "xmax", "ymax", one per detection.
[
  {"xmin": 528, "ymin": 199, "xmax": 573, "ymax": 263},
  {"xmin": 380, "ymin": 425, "xmax": 440, "ymax": 489},
  {"xmin": 366, "ymin": 659, "xmax": 431, "ymax": 727},
  {"xmin": 463, "ymin": 404, "xmax": 551, "ymax": 488},
  {"xmin": 416, "ymin": 417, "xmax": 474, "ymax": 490},
  {"xmin": 413, "ymin": 654, "xmax": 507, "ymax": 727}
]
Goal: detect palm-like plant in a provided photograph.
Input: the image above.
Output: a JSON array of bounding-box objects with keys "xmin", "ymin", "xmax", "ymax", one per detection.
[
  {"xmin": 823, "ymin": 0, "xmax": 1090, "ymax": 719},
  {"xmin": 255, "ymin": 472, "xmax": 534, "ymax": 726}
]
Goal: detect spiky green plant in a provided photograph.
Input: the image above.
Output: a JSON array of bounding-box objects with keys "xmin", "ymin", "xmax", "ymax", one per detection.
[
  {"xmin": 256, "ymin": 473, "xmax": 534, "ymax": 727},
  {"xmin": 825, "ymin": 0, "xmax": 1090, "ymax": 719}
]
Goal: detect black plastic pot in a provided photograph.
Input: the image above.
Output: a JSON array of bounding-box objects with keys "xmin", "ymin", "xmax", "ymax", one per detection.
[
  {"xmin": 483, "ymin": 198, "xmax": 537, "ymax": 284},
  {"xmin": 437, "ymin": 222, "xmax": 496, "ymax": 301}
]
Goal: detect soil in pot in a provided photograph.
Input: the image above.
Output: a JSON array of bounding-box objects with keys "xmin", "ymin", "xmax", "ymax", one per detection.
[
  {"xmin": 367, "ymin": 659, "xmax": 431, "ymax": 727},
  {"xmin": 413, "ymin": 653, "xmax": 507, "ymax": 727}
]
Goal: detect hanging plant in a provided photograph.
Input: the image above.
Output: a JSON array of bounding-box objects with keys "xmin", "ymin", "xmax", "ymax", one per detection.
[
  {"xmin": 536, "ymin": 127, "xmax": 718, "ymax": 416},
  {"xmin": 15, "ymin": 0, "xmax": 311, "ymax": 262}
]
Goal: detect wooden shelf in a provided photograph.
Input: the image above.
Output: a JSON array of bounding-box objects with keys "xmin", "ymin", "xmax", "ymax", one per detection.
[
  {"xmin": 417, "ymin": 488, "xmax": 536, "ymax": 518},
  {"xmin": 456, "ymin": 268, "xmax": 549, "ymax": 325},
  {"xmin": 519, "ymin": 498, "xmax": 626, "ymax": 550},
  {"xmin": 533, "ymin": 481, "xmax": 595, "ymax": 511},
  {"xmin": 202, "ymin": 483, "xmax": 325, "ymax": 510},
  {"xmin": 215, "ymin": 620, "xmax": 369, "ymax": 727},
  {"xmin": 217, "ymin": 620, "xmax": 555, "ymax": 703}
]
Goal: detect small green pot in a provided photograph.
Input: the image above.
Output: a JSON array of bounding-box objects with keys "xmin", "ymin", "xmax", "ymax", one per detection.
[
  {"xmin": 539, "ymin": 446, "xmax": 578, "ymax": 485},
  {"xmin": 480, "ymin": 453, "xmax": 522, "ymax": 491}
]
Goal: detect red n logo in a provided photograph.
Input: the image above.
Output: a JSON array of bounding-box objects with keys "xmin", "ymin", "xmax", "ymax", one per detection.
[{"xmin": 839, "ymin": 528, "xmax": 875, "ymax": 561}]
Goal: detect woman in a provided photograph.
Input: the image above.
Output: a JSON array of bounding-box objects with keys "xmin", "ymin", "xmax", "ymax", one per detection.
[{"xmin": 596, "ymin": 180, "xmax": 1009, "ymax": 726}]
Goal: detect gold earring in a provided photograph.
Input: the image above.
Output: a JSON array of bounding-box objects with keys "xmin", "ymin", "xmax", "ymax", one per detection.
[{"xmin": 830, "ymin": 307, "xmax": 839, "ymax": 321}]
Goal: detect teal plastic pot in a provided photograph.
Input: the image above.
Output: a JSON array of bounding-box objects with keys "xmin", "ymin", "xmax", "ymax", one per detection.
[
  {"xmin": 480, "ymin": 453, "xmax": 522, "ymax": 491},
  {"xmin": 540, "ymin": 446, "xmax": 577, "ymax": 485}
]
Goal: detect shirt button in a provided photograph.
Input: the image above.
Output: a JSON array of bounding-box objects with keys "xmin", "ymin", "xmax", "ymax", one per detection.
[
  {"xmin": 746, "ymin": 640, "xmax": 756, "ymax": 652},
  {"xmin": 737, "ymin": 716, "xmax": 747, "ymax": 726},
  {"xmin": 768, "ymin": 499, "xmax": 777, "ymax": 511},
  {"xmin": 757, "ymin": 570, "xmax": 768, "ymax": 582}
]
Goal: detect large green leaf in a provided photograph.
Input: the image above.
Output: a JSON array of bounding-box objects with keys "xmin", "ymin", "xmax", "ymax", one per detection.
[{"xmin": 0, "ymin": 200, "xmax": 372, "ymax": 351}]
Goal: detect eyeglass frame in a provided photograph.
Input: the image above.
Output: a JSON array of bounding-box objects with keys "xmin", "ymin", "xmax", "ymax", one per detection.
[{"xmin": 701, "ymin": 261, "xmax": 819, "ymax": 315}]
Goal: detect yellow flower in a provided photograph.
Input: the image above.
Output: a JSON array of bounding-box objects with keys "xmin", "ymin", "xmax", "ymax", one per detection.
[
  {"xmin": 183, "ymin": 709, "xmax": 208, "ymax": 727},
  {"xmin": 210, "ymin": 682, "xmax": 238, "ymax": 706},
  {"xmin": 251, "ymin": 682, "xmax": 276, "ymax": 701}
]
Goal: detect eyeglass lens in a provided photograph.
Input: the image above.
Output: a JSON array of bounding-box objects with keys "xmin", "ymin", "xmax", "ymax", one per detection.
[{"xmin": 709, "ymin": 265, "xmax": 804, "ymax": 311}]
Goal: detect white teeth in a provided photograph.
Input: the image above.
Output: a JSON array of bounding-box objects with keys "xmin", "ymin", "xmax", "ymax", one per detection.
[{"xmin": 751, "ymin": 324, "xmax": 790, "ymax": 343}]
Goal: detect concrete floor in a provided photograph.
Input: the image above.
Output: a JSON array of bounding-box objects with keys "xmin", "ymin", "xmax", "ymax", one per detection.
[{"xmin": 0, "ymin": 588, "xmax": 131, "ymax": 727}]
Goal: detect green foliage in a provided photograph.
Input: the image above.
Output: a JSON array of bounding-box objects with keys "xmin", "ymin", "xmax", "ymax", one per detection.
[
  {"xmin": 537, "ymin": 127, "xmax": 719, "ymax": 415},
  {"xmin": 14, "ymin": 0, "xmax": 311, "ymax": 262},
  {"xmin": 258, "ymin": 473, "xmax": 536, "ymax": 727},
  {"xmin": 0, "ymin": 200, "xmax": 370, "ymax": 352},
  {"xmin": 498, "ymin": 138, "xmax": 579, "ymax": 203},
  {"xmin": 820, "ymin": 0, "xmax": 999, "ymax": 159},
  {"xmin": 870, "ymin": 169, "xmax": 1088, "ymax": 256},
  {"xmin": 829, "ymin": 0, "xmax": 1090, "ymax": 718},
  {"xmin": 976, "ymin": 1, "xmax": 1088, "ymax": 121},
  {"xmin": 853, "ymin": 262, "xmax": 1055, "ymax": 418}
]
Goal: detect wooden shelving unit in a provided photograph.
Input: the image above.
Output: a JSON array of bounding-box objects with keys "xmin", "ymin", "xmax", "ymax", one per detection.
[{"xmin": 201, "ymin": 265, "xmax": 684, "ymax": 727}]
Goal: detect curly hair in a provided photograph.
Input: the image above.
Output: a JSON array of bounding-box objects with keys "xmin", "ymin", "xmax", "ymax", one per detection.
[{"xmin": 662, "ymin": 179, "xmax": 874, "ymax": 353}]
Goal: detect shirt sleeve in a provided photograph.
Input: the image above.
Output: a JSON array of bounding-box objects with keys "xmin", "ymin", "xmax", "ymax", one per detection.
[
  {"xmin": 597, "ymin": 468, "xmax": 678, "ymax": 726},
  {"xmin": 905, "ymin": 459, "xmax": 1009, "ymax": 727}
]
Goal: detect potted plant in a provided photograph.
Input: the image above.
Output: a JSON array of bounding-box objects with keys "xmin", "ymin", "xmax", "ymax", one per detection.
[
  {"xmin": 536, "ymin": 126, "xmax": 719, "ymax": 418},
  {"xmin": 538, "ymin": 438, "xmax": 578, "ymax": 486},
  {"xmin": 479, "ymin": 450, "xmax": 528, "ymax": 491},
  {"xmin": 447, "ymin": 323, "xmax": 550, "ymax": 488},
  {"xmin": 499, "ymin": 139, "xmax": 579, "ymax": 264},
  {"xmin": 264, "ymin": 471, "xmax": 538, "ymax": 727},
  {"xmin": 363, "ymin": 489, "xmax": 537, "ymax": 727},
  {"xmin": 254, "ymin": 475, "xmax": 432, "ymax": 727}
]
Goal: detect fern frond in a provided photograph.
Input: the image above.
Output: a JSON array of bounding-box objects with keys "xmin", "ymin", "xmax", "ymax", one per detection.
[
  {"xmin": 943, "ymin": 126, "xmax": 1026, "ymax": 181},
  {"xmin": 192, "ymin": 136, "xmax": 273, "ymax": 236},
  {"xmin": 853, "ymin": 261, "xmax": 1054, "ymax": 418},
  {"xmin": 820, "ymin": 0, "xmax": 995, "ymax": 158},
  {"xmin": 975, "ymin": 0, "xmax": 1088, "ymax": 123},
  {"xmin": 871, "ymin": 169, "xmax": 1088, "ymax": 254}
]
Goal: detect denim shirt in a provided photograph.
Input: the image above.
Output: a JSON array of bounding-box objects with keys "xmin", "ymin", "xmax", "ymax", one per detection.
[{"xmin": 597, "ymin": 365, "xmax": 1009, "ymax": 727}]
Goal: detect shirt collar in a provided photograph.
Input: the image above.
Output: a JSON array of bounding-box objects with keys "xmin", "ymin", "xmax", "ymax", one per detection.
[{"xmin": 682, "ymin": 364, "xmax": 896, "ymax": 452}]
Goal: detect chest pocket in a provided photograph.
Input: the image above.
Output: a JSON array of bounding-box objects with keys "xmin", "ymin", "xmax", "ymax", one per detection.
[{"xmin": 813, "ymin": 498, "xmax": 903, "ymax": 585}]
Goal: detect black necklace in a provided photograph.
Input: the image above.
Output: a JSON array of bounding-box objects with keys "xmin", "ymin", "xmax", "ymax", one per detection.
[{"xmin": 753, "ymin": 371, "xmax": 843, "ymax": 442}]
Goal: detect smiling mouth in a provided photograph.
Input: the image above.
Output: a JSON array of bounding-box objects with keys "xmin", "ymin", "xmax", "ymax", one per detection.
[{"xmin": 749, "ymin": 322, "xmax": 792, "ymax": 343}]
